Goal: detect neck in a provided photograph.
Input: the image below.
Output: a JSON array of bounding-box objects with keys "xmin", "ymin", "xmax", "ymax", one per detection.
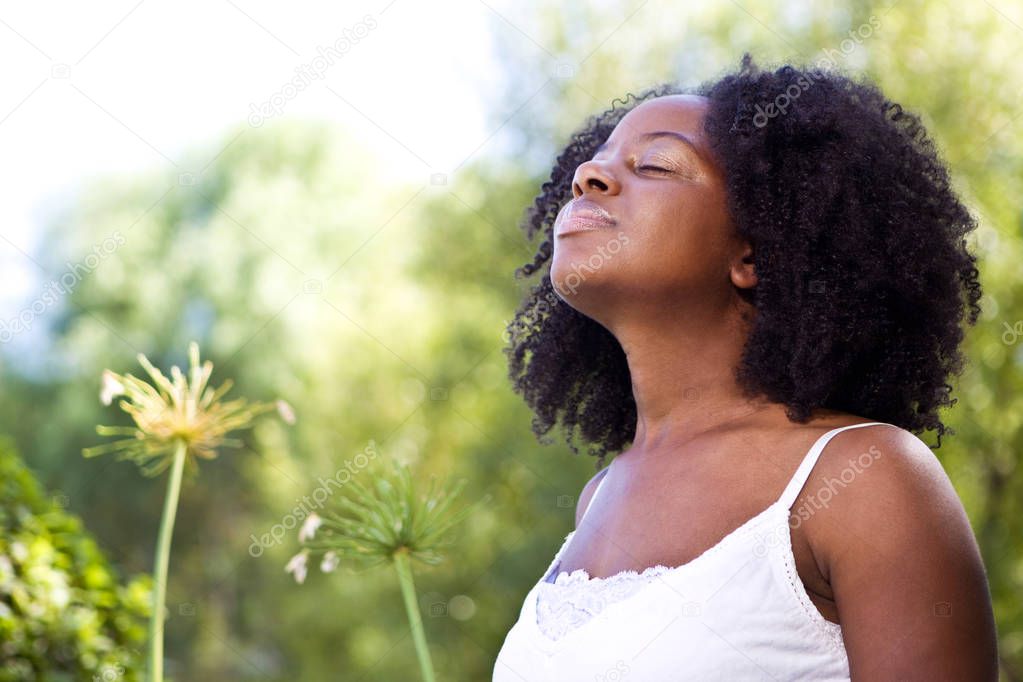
[{"xmin": 613, "ymin": 304, "xmax": 775, "ymax": 454}]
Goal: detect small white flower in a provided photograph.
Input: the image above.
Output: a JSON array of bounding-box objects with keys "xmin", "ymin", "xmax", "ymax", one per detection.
[
  {"xmin": 9, "ymin": 542, "xmax": 28, "ymax": 563},
  {"xmin": 276, "ymin": 399, "xmax": 296, "ymax": 425},
  {"xmin": 320, "ymin": 551, "xmax": 339, "ymax": 573},
  {"xmin": 285, "ymin": 550, "xmax": 309, "ymax": 584},
  {"xmin": 100, "ymin": 370, "xmax": 125, "ymax": 406},
  {"xmin": 298, "ymin": 512, "xmax": 322, "ymax": 542}
]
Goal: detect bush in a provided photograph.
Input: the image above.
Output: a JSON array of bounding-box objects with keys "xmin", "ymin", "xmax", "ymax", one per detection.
[{"xmin": 0, "ymin": 437, "xmax": 151, "ymax": 681}]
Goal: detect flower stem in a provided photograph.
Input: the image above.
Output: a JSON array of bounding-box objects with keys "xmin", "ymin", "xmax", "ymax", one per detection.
[
  {"xmin": 148, "ymin": 440, "xmax": 187, "ymax": 682},
  {"xmin": 392, "ymin": 548, "xmax": 436, "ymax": 682}
]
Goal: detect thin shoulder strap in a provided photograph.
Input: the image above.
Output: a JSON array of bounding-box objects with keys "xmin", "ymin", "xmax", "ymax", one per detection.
[
  {"xmin": 777, "ymin": 422, "xmax": 890, "ymax": 511},
  {"xmin": 580, "ymin": 467, "xmax": 611, "ymax": 521}
]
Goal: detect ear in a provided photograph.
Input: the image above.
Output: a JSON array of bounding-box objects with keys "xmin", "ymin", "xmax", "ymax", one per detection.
[{"xmin": 730, "ymin": 242, "xmax": 757, "ymax": 290}]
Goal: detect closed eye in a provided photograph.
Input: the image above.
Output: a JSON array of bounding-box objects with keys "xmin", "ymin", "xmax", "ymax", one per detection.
[{"xmin": 637, "ymin": 165, "xmax": 671, "ymax": 174}]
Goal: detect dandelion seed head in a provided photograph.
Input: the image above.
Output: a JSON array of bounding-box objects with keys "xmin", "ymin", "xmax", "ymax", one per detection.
[
  {"xmin": 291, "ymin": 457, "xmax": 477, "ymax": 572},
  {"xmin": 85, "ymin": 342, "xmax": 278, "ymax": 477}
]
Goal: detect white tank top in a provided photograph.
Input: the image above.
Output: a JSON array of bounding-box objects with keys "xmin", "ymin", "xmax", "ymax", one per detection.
[{"xmin": 493, "ymin": 421, "xmax": 890, "ymax": 681}]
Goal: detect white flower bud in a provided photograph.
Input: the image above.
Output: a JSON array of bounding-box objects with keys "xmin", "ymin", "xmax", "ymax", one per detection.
[
  {"xmin": 276, "ymin": 399, "xmax": 296, "ymax": 425},
  {"xmin": 320, "ymin": 551, "xmax": 339, "ymax": 573},
  {"xmin": 298, "ymin": 512, "xmax": 322, "ymax": 542},
  {"xmin": 285, "ymin": 550, "xmax": 309, "ymax": 584},
  {"xmin": 100, "ymin": 370, "xmax": 125, "ymax": 406}
]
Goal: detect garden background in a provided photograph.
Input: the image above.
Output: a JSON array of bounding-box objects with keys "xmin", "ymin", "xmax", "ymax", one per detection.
[{"xmin": 1, "ymin": 0, "xmax": 1021, "ymax": 679}]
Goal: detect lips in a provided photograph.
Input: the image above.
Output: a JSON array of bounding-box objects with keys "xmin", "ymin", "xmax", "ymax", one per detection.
[{"xmin": 555, "ymin": 200, "xmax": 617, "ymax": 237}]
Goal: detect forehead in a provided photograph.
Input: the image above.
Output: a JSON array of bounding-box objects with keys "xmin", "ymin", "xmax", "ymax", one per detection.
[{"xmin": 607, "ymin": 94, "xmax": 710, "ymax": 145}]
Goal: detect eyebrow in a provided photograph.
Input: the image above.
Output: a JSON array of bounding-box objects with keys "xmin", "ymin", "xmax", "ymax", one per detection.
[{"xmin": 595, "ymin": 130, "xmax": 703, "ymax": 158}]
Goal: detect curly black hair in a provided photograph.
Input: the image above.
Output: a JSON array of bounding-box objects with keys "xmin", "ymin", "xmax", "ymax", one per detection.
[{"xmin": 503, "ymin": 54, "xmax": 982, "ymax": 470}]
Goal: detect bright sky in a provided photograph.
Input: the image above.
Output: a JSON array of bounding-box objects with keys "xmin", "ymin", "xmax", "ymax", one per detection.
[{"xmin": 0, "ymin": 0, "xmax": 500, "ymax": 311}]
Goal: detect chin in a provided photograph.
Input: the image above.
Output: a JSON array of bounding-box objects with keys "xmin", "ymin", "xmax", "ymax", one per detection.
[
  {"xmin": 549, "ymin": 259, "xmax": 610, "ymax": 318},
  {"xmin": 550, "ymin": 229, "xmax": 631, "ymax": 311},
  {"xmin": 550, "ymin": 256, "xmax": 590, "ymax": 302}
]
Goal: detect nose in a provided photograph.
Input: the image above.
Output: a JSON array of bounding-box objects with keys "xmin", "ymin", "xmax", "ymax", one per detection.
[{"xmin": 572, "ymin": 158, "xmax": 620, "ymax": 198}]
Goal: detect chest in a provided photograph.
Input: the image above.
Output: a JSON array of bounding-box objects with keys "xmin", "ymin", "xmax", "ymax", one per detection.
[
  {"xmin": 554, "ymin": 449, "xmax": 837, "ymax": 617},
  {"xmin": 495, "ymin": 503, "xmax": 851, "ymax": 681}
]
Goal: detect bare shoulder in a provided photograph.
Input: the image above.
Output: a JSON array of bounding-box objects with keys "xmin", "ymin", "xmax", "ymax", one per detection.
[
  {"xmin": 805, "ymin": 423, "xmax": 969, "ymax": 558},
  {"xmin": 806, "ymin": 421, "xmax": 979, "ymax": 576},
  {"xmin": 575, "ymin": 465, "xmax": 612, "ymax": 528},
  {"xmin": 805, "ymin": 422, "xmax": 999, "ymax": 680}
]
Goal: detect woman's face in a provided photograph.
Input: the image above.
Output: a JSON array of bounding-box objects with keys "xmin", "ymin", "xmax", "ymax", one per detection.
[{"xmin": 550, "ymin": 94, "xmax": 753, "ymax": 329}]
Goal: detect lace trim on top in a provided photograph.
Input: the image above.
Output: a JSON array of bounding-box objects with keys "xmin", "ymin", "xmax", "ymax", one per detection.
[
  {"xmin": 534, "ymin": 507, "xmax": 846, "ymax": 650},
  {"xmin": 777, "ymin": 521, "xmax": 846, "ymax": 654},
  {"xmin": 535, "ymin": 556, "xmax": 665, "ymax": 640},
  {"xmin": 533, "ymin": 504, "xmax": 774, "ymax": 642},
  {"xmin": 536, "ymin": 531, "xmax": 668, "ymax": 641},
  {"xmin": 528, "ymin": 424, "xmax": 886, "ymax": 649}
]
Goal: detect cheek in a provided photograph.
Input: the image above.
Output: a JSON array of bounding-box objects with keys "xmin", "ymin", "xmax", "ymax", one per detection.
[
  {"xmin": 548, "ymin": 186, "xmax": 733, "ymax": 298},
  {"xmin": 629, "ymin": 189, "xmax": 733, "ymax": 283}
]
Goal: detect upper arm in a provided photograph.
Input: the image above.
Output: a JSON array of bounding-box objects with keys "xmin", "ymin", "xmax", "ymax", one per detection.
[
  {"xmin": 812, "ymin": 425, "xmax": 998, "ymax": 681},
  {"xmin": 575, "ymin": 466, "xmax": 611, "ymax": 528}
]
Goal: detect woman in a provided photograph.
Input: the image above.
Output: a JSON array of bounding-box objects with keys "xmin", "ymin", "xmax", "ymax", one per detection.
[{"xmin": 494, "ymin": 55, "xmax": 998, "ymax": 680}]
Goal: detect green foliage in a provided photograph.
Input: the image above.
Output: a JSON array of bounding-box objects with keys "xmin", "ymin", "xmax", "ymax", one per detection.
[{"xmin": 0, "ymin": 437, "xmax": 151, "ymax": 681}]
